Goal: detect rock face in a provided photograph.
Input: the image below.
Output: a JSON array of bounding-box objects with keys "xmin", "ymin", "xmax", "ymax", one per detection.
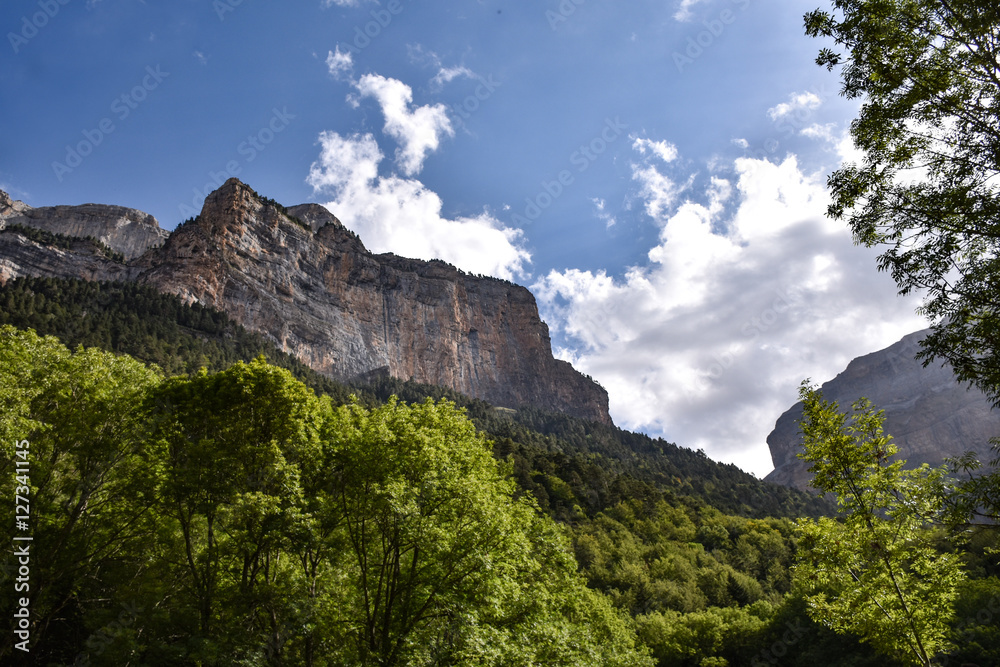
[
  {"xmin": 0, "ymin": 180, "xmax": 611, "ymax": 424},
  {"xmin": 0, "ymin": 189, "xmax": 168, "ymax": 260},
  {"xmin": 765, "ymin": 330, "xmax": 1000, "ymax": 491}
]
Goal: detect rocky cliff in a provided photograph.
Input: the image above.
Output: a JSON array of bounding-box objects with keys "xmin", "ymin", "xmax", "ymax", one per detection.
[
  {"xmin": 765, "ymin": 330, "xmax": 1000, "ymax": 491},
  {"xmin": 0, "ymin": 189, "xmax": 168, "ymax": 260},
  {"xmin": 0, "ymin": 180, "xmax": 611, "ymax": 423}
]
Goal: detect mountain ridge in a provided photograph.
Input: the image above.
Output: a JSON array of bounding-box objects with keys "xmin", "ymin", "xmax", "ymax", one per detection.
[
  {"xmin": 765, "ymin": 329, "xmax": 1000, "ymax": 490},
  {"xmin": 0, "ymin": 179, "xmax": 611, "ymax": 423}
]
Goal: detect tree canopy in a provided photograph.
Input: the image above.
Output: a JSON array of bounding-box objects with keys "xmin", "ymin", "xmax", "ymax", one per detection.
[
  {"xmin": 805, "ymin": 1, "xmax": 1000, "ymax": 403},
  {"xmin": 0, "ymin": 328, "xmax": 652, "ymax": 665},
  {"xmin": 793, "ymin": 383, "xmax": 965, "ymax": 666}
]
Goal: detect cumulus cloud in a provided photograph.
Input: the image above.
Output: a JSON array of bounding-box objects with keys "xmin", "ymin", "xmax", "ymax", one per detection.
[
  {"xmin": 632, "ymin": 163, "xmax": 688, "ymax": 219},
  {"xmin": 767, "ymin": 91, "xmax": 823, "ymax": 121},
  {"xmin": 325, "ymin": 46, "xmax": 353, "ymax": 78},
  {"xmin": 431, "ymin": 65, "xmax": 476, "ymax": 89},
  {"xmin": 801, "ymin": 122, "xmax": 838, "ymax": 143},
  {"xmin": 354, "ymin": 74, "xmax": 454, "ymax": 176},
  {"xmin": 307, "ymin": 131, "xmax": 530, "ymax": 280},
  {"xmin": 632, "ymin": 136, "xmax": 679, "ymax": 163},
  {"xmin": 534, "ymin": 144, "xmax": 924, "ymax": 476}
]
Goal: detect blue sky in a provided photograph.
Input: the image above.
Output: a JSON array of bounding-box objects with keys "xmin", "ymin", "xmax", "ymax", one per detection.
[{"xmin": 1, "ymin": 0, "xmax": 928, "ymax": 476}]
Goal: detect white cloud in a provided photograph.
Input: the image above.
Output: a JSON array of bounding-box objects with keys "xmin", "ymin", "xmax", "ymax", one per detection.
[
  {"xmin": 592, "ymin": 198, "xmax": 617, "ymax": 229},
  {"xmin": 534, "ymin": 147, "xmax": 925, "ymax": 477},
  {"xmin": 767, "ymin": 91, "xmax": 822, "ymax": 121},
  {"xmin": 307, "ymin": 131, "xmax": 530, "ymax": 280},
  {"xmin": 407, "ymin": 46, "xmax": 476, "ymax": 91},
  {"xmin": 354, "ymin": 74, "xmax": 454, "ymax": 176},
  {"xmin": 431, "ymin": 65, "xmax": 475, "ymax": 89},
  {"xmin": 632, "ymin": 136, "xmax": 679, "ymax": 163},
  {"xmin": 632, "ymin": 163, "xmax": 686, "ymax": 220},
  {"xmin": 674, "ymin": 0, "xmax": 710, "ymax": 22},
  {"xmin": 325, "ymin": 46, "xmax": 353, "ymax": 78},
  {"xmin": 801, "ymin": 122, "xmax": 838, "ymax": 143}
]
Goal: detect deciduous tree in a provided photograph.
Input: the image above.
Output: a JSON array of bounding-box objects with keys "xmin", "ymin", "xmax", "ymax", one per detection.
[
  {"xmin": 805, "ymin": 1, "xmax": 1000, "ymax": 401},
  {"xmin": 793, "ymin": 383, "xmax": 965, "ymax": 666}
]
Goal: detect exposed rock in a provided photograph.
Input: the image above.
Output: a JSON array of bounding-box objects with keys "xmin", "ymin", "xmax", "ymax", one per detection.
[
  {"xmin": 0, "ymin": 190, "xmax": 31, "ymax": 218},
  {"xmin": 286, "ymin": 203, "xmax": 343, "ymax": 233},
  {"xmin": 0, "ymin": 179, "xmax": 611, "ymax": 424},
  {"xmin": 0, "ymin": 189, "xmax": 168, "ymax": 260},
  {"xmin": 0, "ymin": 230, "xmax": 138, "ymax": 286},
  {"xmin": 765, "ymin": 330, "xmax": 1000, "ymax": 491}
]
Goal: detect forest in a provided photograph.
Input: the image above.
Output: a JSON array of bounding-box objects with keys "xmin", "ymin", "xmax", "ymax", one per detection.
[
  {"xmin": 4, "ymin": 1, "xmax": 1000, "ymax": 663},
  {"xmin": 0, "ymin": 276, "xmax": 998, "ymax": 666}
]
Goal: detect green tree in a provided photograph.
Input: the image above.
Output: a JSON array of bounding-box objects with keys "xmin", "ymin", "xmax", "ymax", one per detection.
[
  {"xmin": 0, "ymin": 326, "xmax": 162, "ymax": 663},
  {"xmin": 793, "ymin": 383, "xmax": 965, "ymax": 666},
  {"xmin": 143, "ymin": 358, "xmax": 325, "ymax": 663},
  {"xmin": 804, "ymin": 1, "xmax": 1000, "ymax": 400},
  {"xmin": 320, "ymin": 397, "xmax": 652, "ymax": 666}
]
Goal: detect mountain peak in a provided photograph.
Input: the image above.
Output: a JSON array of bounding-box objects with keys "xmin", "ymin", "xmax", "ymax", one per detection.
[
  {"xmin": 0, "ymin": 181, "xmax": 612, "ymax": 424},
  {"xmin": 765, "ymin": 329, "xmax": 1000, "ymax": 490},
  {"xmin": 0, "ymin": 188, "xmax": 166, "ymax": 260}
]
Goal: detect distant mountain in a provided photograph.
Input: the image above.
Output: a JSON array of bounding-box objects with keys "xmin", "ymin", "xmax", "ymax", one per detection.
[
  {"xmin": 0, "ymin": 178, "xmax": 609, "ymax": 423},
  {"xmin": 0, "ymin": 187, "xmax": 167, "ymax": 260},
  {"xmin": 766, "ymin": 329, "xmax": 1000, "ymax": 491}
]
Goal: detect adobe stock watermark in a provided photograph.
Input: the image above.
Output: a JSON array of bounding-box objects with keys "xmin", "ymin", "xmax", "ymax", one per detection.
[
  {"xmin": 340, "ymin": 0, "xmax": 407, "ymax": 56},
  {"xmin": 768, "ymin": 83, "xmax": 835, "ymax": 139},
  {"xmin": 178, "ymin": 106, "xmax": 295, "ymax": 219},
  {"xmin": 686, "ymin": 288, "xmax": 798, "ymax": 396},
  {"xmin": 51, "ymin": 66, "xmax": 170, "ymax": 183},
  {"xmin": 7, "ymin": 0, "xmax": 71, "ymax": 54},
  {"xmin": 67, "ymin": 601, "xmax": 143, "ymax": 666},
  {"xmin": 450, "ymin": 75, "xmax": 501, "ymax": 131},
  {"xmin": 673, "ymin": 0, "xmax": 751, "ymax": 73},
  {"xmin": 736, "ymin": 83, "xmax": 834, "ymax": 163},
  {"xmin": 941, "ymin": 594, "xmax": 1000, "ymax": 666},
  {"xmin": 750, "ymin": 617, "xmax": 808, "ymax": 666},
  {"xmin": 546, "ymin": 0, "xmax": 586, "ymax": 31},
  {"xmin": 510, "ymin": 117, "xmax": 628, "ymax": 226},
  {"xmin": 213, "ymin": 0, "xmax": 246, "ymax": 21}
]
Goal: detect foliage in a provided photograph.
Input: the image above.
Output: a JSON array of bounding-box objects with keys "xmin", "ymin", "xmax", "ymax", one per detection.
[
  {"xmin": 571, "ymin": 502, "xmax": 796, "ymax": 615},
  {"xmin": 0, "ymin": 331, "xmax": 652, "ymax": 665},
  {"xmin": 0, "ymin": 276, "xmax": 357, "ymax": 402},
  {"xmin": 793, "ymin": 384, "xmax": 965, "ymax": 666},
  {"xmin": 0, "ymin": 276, "xmax": 832, "ymax": 523},
  {"xmin": 0, "ymin": 326, "xmax": 163, "ymax": 662},
  {"xmin": 804, "ymin": 1, "xmax": 1000, "ymax": 404},
  {"xmin": 1, "ymin": 223, "xmax": 73, "ymax": 250},
  {"xmin": 937, "ymin": 448, "xmax": 1000, "ymax": 528},
  {"xmin": 363, "ymin": 374, "xmax": 834, "ymax": 521},
  {"xmin": 4, "ymin": 281, "xmax": 999, "ymax": 664},
  {"xmin": 319, "ymin": 397, "xmax": 652, "ymax": 666}
]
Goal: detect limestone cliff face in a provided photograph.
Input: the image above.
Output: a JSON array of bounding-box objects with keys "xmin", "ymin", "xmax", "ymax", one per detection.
[
  {"xmin": 0, "ymin": 189, "xmax": 168, "ymax": 260},
  {"xmin": 765, "ymin": 330, "xmax": 1000, "ymax": 491},
  {"xmin": 0, "ymin": 231, "xmax": 138, "ymax": 285},
  {"xmin": 0, "ymin": 180, "xmax": 611, "ymax": 424}
]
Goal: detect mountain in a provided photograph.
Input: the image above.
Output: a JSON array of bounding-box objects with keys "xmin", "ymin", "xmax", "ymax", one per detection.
[
  {"xmin": 0, "ymin": 187, "xmax": 167, "ymax": 260},
  {"xmin": 766, "ymin": 329, "xmax": 1000, "ymax": 491},
  {"xmin": 0, "ymin": 179, "xmax": 610, "ymax": 423}
]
